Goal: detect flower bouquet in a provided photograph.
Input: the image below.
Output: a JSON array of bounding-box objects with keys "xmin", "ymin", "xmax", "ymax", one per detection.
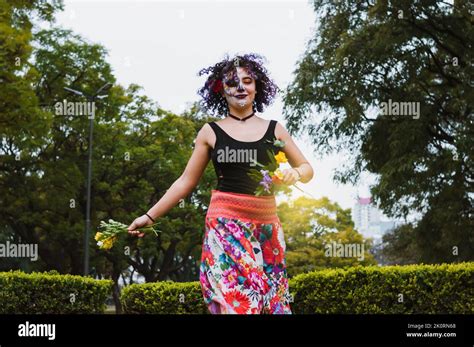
[
  {"xmin": 247, "ymin": 139, "xmax": 291, "ymax": 196},
  {"xmin": 247, "ymin": 138, "xmax": 313, "ymax": 197},
  {"xmin": 95, "ymin": 219, "xmax": 161, "ymax": 250}
]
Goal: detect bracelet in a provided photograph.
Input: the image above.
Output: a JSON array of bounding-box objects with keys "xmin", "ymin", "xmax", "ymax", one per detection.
[
  {"xmin": 293, "ymin": 168, "xmax": 302, "ymax": 181},
  {"xmin": 145, "ymin": 213, "xmax": 155, "ymax": 223}
]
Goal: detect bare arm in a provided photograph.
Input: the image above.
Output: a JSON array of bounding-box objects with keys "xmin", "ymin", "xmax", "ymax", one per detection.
[
  {"xmin": 275, "ymin": 121, "xmax": 314, "ymax": 184},
  {"xmin": 128, "ymin": 124, "xmax": 213, "ymax": 234}
]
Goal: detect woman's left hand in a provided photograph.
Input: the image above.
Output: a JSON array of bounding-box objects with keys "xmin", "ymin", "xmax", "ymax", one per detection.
[{"xmin": 280, "ymin": 168, "xmax": 300, "ymax": 185}]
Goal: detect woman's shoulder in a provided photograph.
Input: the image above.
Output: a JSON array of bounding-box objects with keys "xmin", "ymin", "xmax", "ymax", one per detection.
[
  {"xmin": 273, "ymin": 120, "xmax": 290, "ymax": 140},
  {"xmin": 196, "ymin": 122, "xmax": 217, "ymax": 148}
]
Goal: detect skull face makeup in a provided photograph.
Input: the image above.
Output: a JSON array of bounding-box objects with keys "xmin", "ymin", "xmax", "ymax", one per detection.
[
  {"xmin": 221, "ymin": 66, "xmax": 258, "ymax": 109},
  {"xmin": 198, "ymin": 53, "xmax": 280, "ymax": 117}
]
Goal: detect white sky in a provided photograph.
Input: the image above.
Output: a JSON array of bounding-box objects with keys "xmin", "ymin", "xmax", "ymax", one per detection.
[{"xmin": 52, "ymin": 0, "xmax": 380, "ymax": 213}]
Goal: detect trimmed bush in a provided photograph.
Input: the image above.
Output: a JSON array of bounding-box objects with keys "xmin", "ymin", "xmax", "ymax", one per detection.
[
  {"xmin": 0, "ymin": 270, "xmax": 113, "ymax": 314},
  {"xmin": 290, "ymin": 262, "xmax": 474, "ymax": 314},
  {"xmin": 121, "ymin": 281, "xmax": 208, "ymax": 314},
  {"xmin": 120, "ymin": 262, "xmax": 474, "ymax": 314}
]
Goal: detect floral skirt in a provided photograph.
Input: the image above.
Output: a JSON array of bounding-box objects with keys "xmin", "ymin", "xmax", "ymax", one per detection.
[{"xmin": 199, "ymin": 189, "xmax": 292, "ymax": 314}]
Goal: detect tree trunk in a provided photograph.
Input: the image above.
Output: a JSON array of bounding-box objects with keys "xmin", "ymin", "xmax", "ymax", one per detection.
[{"xmin": 112, "ymin": 271, "xmax": 122, "ymax": 314}]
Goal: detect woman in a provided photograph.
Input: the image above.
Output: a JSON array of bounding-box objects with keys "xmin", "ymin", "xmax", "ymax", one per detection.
[{"xmin": 128, "ymin": 53, "xmax": 314, "ymax": 314}]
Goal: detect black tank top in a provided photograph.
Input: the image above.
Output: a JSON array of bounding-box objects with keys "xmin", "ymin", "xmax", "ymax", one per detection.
[{"xmin": 208, "ymin": 120, "xmax": 280, "ymax": 196}]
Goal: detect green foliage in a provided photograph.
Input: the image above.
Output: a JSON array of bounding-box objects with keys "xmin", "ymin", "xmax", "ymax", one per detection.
[
  {"xmin": 121, "ymin": 281, "xmax": 208, "ymax": 314},
  {"xmin": 0, "ymin": 270, "xmax": 112, "ymax": 314},
  {"xmin": 0, "ymin": 23, "xmax": 217, "ymax": 285},
  {"xmin": 120, "ymin": 263, "xmax": 474, "ymax": 314},
  {"xmin": 290, "ymin": 262, "xmax": 474, "ymax": 314},
  {"xmin": 282, "ymin": 1, "xmax": 473, "ymax": 263},
  {"xmin": 378, "ymin": 223, "xmax": 422, "ymax": 265},
  {"xmin": 278, "ymin": 196, "xmax": 377, "ymax": 277}
]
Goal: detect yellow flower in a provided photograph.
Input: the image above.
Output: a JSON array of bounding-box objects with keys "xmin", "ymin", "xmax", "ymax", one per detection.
[
  {"xmin": 274, "ymin": 168, "xmax": 284, "ymax": 180},
  {"xmin": 274, "ymin": 151, "xmax": 288, "ymax": 164},
  {"xmin": 101, "ymin": 236, "xmax": 116, "ymax": 250},
  {"xmin": 94, "ymin": 232, "xmax": 103, "ymax": 241},
  {"xmin": 271, "ymin": 168, "xmax": 284, "ymax": 184}
]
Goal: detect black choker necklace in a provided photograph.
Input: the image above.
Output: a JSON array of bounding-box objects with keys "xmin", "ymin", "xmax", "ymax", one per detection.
[{"xmin": 228, "ymin": 112, "xmax": 255, "ymax": 122}]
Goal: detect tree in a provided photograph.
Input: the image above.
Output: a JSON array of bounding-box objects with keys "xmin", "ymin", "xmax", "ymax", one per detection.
[
  {"xmin": 0, "ymin": 0, "xmax": 64, "ymax": 270},
  {"xmin": 278, "ymin": 196, "xmax": 376, "ymax": 277},
  {"xmin": 376, "ymin": 223, "xmax": 421, "ymax": 265},
  {"xmin": 282, "ymin": 1, "xmax": 473, "ymax": 263},
  {"xmin": 0, "ymin": 23, "xmax": 217, "ymax": 311}
]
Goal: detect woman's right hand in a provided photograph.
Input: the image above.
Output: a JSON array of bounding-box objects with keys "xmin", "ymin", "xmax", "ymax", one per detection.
[{"xmin": 127, "ymin": 215, "xmax": 153, "ymax": 238}]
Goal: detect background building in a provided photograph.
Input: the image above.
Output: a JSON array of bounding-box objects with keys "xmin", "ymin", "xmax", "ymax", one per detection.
[{"xmin": 352, "ymin": 196, "xmax": 397, "ymax": 244}]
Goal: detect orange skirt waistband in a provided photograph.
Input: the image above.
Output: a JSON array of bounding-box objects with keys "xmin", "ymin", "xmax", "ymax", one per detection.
[{"xmin": 206, "ymin": 189, "xmax": 279, "ymax": 224}]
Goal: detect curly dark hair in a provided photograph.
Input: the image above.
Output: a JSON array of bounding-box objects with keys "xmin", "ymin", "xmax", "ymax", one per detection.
[{"xmin": 197, "ymin": 53, "xmax": 280, "ymax": 117}]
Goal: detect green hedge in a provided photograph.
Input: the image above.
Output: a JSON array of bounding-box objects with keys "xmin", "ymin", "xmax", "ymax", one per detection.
[
  {"xmin": 0, "ymin": 270, "xmax": 113, "ymax": 314},
  {"xmin": 120, "ymin": 262, "xmax": 474, "ymax": 314},
  {"xmin": 121, "ymin": 281, "xmax": 208, "ymax": 314},
  {"xmin": 291, "ymin": 262, "xmax": 474, "ymax": 314}
]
